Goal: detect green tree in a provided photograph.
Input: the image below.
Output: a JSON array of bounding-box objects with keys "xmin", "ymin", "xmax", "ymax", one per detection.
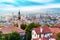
[
  {"xmin": 56, "ymin": 33, "xmax": 60, "ymax": 40},
  {"xmin": 25, "ymin": 22, "xmax": 35, "ymax": 40},
  {"xmin": 21, "ymin": 23, "xmax": 27, "ymax": 30},
  {"xmin": 44, "ymin": 24, "xmax": 50, "ymax": 27},
  {"xmin": 14, "ymin": 23, "xmax": 18, "ymax": 27},
  {"xmin": 34, "ymin": 23, "xmax": 41, "ymax": 28},
  {"xmin": 44, "ymin": 23, "xmax": 55, "ymax": 28},
  {"xmin": 9, "ymin": 32, "xmax": 22, "ymax": 40},
  {"xmin": 4, "ymin": 34, "xmax": 10, "ymax": 40},
  {"xmin": 26, "ymin": 31, "xmax": 31, "ymax": 40},
  {"xmin": 25, "ymin": 22, "xmax": 41, "ymax": 40},
  {"xmin": 25, "ymin": 22, "xmax": 41, "ymax": 31},
  {"xmin": 0, "ymin": 26, "xmax": 4, "ymax": 28},
  {"xmin": 0, "ymin": 31, "xmax": 3, "ymax": 40},
  {"xmin": 25, "ymin": 22, "xmax": 35, "ymax": 31}
]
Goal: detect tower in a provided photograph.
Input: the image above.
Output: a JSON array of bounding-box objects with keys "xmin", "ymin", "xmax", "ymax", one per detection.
[
  {"xmin": 18, "ymin": 11, "xmax": 21, "ymax": 20},
  {"xmin": 18, "ymin": 11, "xmax": 22, "ymax": 28}
]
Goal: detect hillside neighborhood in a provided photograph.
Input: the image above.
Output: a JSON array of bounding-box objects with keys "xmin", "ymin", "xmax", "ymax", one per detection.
[
  {"xmin": 0, "ymin": 11, "xmax": 60, "ymax": 40},
  {"xmin": 0, "ymin": 0, "xmax": 60, "ymax": 40}
]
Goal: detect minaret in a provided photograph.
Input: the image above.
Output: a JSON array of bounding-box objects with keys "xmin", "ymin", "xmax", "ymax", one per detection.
[{"xmin": 18, "ymin": 11, "xmax": 21, "ymax": 28}]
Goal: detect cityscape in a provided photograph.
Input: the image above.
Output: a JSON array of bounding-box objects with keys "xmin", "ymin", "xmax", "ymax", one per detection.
[
  {"xmin": 0, "ymin": 8, "xmax": 60, "ymax": 40},
  {"xmin": 0, "ymin": 0, "xmax": 60, "ymax": 40}
]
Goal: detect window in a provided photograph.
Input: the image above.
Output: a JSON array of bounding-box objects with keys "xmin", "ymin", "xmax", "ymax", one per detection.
[
  {"xmin": 45, "ymin": 33, "xmax": 51, "ymax": 38},
  {"xmin": 39, "ymin": 35, "xmax": 41, "ymax": 38},
  {"xmin": 32, "ymin": 32, "xmax": 34, "ymax": 35}
]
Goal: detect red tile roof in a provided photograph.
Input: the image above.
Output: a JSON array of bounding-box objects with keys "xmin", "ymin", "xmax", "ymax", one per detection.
[
  {"xmin": 51, "ymin": 27, "xmax": 60, "ymax": 35},
  {"xmin": 51, "ymin": 35, "xmax": 56, "ymax": 38},
  {"xmin": 56, "ymin": 23, "xmax": 60, "ymax": 28},
  {"xmin": 42, "ymin": 37, "xmax": 49, "ymax": 40},
  {"xmin": 32, "ymin": 26, "xmax": 57, "ymax": 40},
  {"xmin": 33, "ymin": 27, "xmax": 41, "ymax": 34},
  {"xmin": 33, "ymin": 26, "xmax": 51, "ymax": 34},
  {"xmin": 33, "ymin": 38, "xmax": 49, "ymax": 40},
  {"xmin": 0, "ymin": 26, "xmax": 25, "ymax": 34},
  {"xmin": 33, "ymin": 37, "xmax": 56, "ymax": 40},
  {"xmin": 42, "ymin": 26, "xmax": 51, "ymax": 34}
]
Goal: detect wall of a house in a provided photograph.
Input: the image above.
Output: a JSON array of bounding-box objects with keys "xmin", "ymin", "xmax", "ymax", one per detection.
[{"xmin": 32, "ymin": 30, "xmax": 39, "ymax": 39}]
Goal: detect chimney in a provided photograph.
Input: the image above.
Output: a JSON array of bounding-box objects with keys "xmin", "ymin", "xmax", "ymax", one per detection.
[
  {"xmin": 40, "ymin": 27, "xmax": 44, "ymax": 38},
  {"xmin": 40, "ymin": 27, "xmax": 43, "ymax": 33}
]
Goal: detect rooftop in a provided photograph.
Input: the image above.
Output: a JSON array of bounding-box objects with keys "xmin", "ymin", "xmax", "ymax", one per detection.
[{"xmin": 0, "ymin": 26, "xmax": 25, "ymax": 34}]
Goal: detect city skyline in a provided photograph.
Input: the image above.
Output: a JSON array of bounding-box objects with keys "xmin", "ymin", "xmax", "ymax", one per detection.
[{"xmin": 0, "ymin": 0, "xmax": 60, "ymax": 16}]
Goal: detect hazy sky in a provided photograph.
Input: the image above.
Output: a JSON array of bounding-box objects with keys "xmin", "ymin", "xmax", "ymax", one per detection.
[{"xmin": 0, "ymin": 0, "xmax": 60, "ymax": 15}]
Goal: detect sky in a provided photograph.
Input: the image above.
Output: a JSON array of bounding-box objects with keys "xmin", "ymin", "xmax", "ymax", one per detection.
[{"xmin": 0, "ymin": 0, "xmax": 60, "ymax": 15}]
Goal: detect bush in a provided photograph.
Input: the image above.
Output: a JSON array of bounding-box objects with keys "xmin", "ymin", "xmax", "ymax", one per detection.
[
  {"xmin": 9, "ymin": 32, "xmax": 22, "ymax": 40},
  {"xmin": 56, "ymin": 33, "xmax": 60, "ymax": 40},
  {"xmin": 21, "ymin": 24, "xmax": 27, "ymax": 30}
]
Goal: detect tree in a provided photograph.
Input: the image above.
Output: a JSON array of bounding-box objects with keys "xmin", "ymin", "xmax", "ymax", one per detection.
[
  {"xmin": 25, "ymin": 22, "xmax": 41, "ymax": 40},
  {"xmin": 49, "ymin": 24, "xmax": 55, "ymax": 28},
  {"xmin": 56, "ymin": 32, "xmax": 60, "ymax": 40},
  {"xmin": 4, "ymin": 34, "xmax": 10, "ymax": 40},
  {"xmin": 14, "ymin": 23, "xmax": 18, "ymax": 27},
  {"xmin": 9, "ymin": 32, "xmax": 22, "ymax": 40},
  {"xmin": 26, "ymin": 31, "xmax": 31, "ymax": 40},
  {"xmin": 44, "ymin": 23, "xmax": 55, "ymax": 28},
  {"xmin": 0, "ymin": 31, "xmax": 22, "ymax": 40},
  {"xmin": 21, "ymin": 23, "xmax": 27, "ymax": 30},
  {"xmin": 25, "ymin": 22, "xmax": 35, "ymax": 40},
  {"xmin": 45, "ymin": 24, "xmax": 49, "ymax": 26},
  {"xmin": 0, "ymin": 31, "xmax": 2, "ymax": 40},
  {"xmin": 0, "ymin": 26, "xmax": 4, "ymax": 28},
  {"xmin": 25, "ymin": 22, "xmax": 35, "ymax": 31},
  {"xmin": 25, "ymin": 22, "xmax": 41, "ymax": 31},
  {"xmin": 34, "ymin": 23, "xmax": 41, "ymax": 28}
]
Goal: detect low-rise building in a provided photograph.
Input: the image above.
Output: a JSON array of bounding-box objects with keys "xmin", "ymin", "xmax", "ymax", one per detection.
[{"xmin": 31, "ymin": 26, "xmax": 56, "ymax": 40}]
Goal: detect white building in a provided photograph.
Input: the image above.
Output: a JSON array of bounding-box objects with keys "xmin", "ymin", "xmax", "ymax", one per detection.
[{"xmin": 31, "ymin": 26, "xmax": 56, "ymax": 40}]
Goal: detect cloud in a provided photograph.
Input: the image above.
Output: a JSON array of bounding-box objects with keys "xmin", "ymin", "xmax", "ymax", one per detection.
[
  {"xmin": 19, "ymin": 4, "xmax": 60, "ymax": 13},
  {"xmin": 0, "ymin": 0, "xmax": 60, "ymax": 14},
  {"xmin": 0, "ymin": 3, "xmax": 60, "ymax": 12},
  {"xmin": 0, "ymin": 0, "xmax": 60, "ymax": 7},
  {"xmin": 0, "ymin": 0, "xmax": 14, "ymax": 3},
  {"xmin": 0, "ymin": 0, "xmax": 44, "ymax": 7},
  {"xmin": 28, "ymin": 0, "xmax": 54, "ymax": 3},
  {"xmin": 0, "ymin": 3, "xmax": 60, "ymax": 16},
  {"xmin": 46, "ymin": 4, "xmax": 60, "ymax": 8}
]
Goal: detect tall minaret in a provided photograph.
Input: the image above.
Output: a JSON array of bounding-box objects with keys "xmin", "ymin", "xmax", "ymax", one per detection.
[{"xmin": 18, "ymin": 11, "xmax": 21, "ymax": 28}]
